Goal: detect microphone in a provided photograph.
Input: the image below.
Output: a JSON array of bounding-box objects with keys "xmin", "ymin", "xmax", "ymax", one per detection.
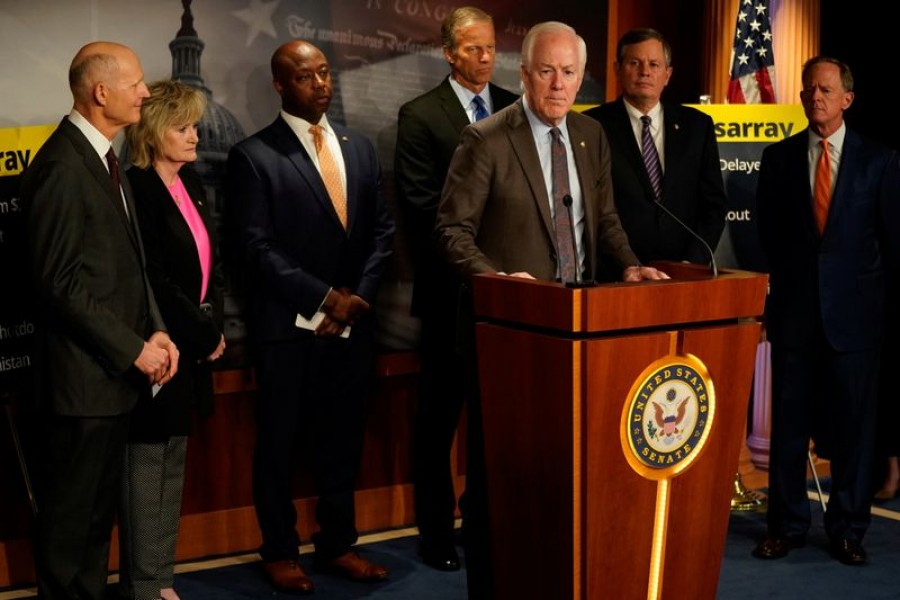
[
  {"xmin": 562, "ymin": 195, "xmax": 592, "ymax": 287},
  {"xmin": 652, "ymin": 198, "xmax": 718, "ymax": 277}
]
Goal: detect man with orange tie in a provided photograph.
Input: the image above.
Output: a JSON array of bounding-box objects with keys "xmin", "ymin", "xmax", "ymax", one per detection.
[
  {"xmin": 754, "ymin": 56, "xmax": 900, "ymax": 566},
  {"xmin": 227, "ymin": 39, "xmax": 394, "ymax": 593}
]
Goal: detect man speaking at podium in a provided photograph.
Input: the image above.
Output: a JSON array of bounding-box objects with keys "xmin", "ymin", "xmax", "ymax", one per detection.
[{"xmin": 435, "ymin": 20, "xmax": 667, "ymax": 599}]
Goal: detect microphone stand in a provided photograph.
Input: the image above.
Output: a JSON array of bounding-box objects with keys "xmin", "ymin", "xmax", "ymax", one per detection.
[
  {"xmin": 652, "ymin": 198, "xmax": 718, "ymax": 277},
  {"xmin": 562, "ymin": 195, "xmax": 593, "ymax": 288}
]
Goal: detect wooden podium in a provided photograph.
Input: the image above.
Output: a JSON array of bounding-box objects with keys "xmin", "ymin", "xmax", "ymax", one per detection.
[{"xmin": 471, "ymin": 262, "xmax": 767, "ymax": 600}]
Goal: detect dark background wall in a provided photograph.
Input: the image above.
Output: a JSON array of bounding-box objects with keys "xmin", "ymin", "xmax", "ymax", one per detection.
[{"xmin": 821, "ymin": 1, "xmax": 896, "ymax": 150}]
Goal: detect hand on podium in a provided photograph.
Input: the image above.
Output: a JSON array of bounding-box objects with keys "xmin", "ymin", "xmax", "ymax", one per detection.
[{"xmin": 623, "ymin": 265, "xmax": 670, "ymax": 281}]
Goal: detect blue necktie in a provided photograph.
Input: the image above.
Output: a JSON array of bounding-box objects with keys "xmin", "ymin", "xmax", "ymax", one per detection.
[
  {"xmin": 472, "ymin": 96, "xmax": 489, "ymax": 121},
  {"xmin": 641, "ymin": 115, "xmax": 663, "ymax": 201}
]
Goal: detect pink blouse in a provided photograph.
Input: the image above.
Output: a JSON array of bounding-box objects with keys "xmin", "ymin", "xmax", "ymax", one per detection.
[{"xmin": 167, "ymin": 176, "xmax": 212, "ymax": 302}]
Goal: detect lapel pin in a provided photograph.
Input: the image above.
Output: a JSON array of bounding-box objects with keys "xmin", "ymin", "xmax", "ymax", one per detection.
[{"xmin": 580, "ymin": 141, "xmax": 585, "ymax": 148}]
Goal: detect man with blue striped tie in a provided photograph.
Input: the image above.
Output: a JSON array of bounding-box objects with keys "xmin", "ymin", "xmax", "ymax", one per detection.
[{"xmin": 395, "ymin": 5, "xmax": 518, "ymax": 575}]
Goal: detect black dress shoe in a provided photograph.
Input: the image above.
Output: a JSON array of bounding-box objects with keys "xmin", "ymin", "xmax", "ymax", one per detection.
[
  {"xmin": 830, "ymin": 538, "xmax": 867, "ymax": 566},
  {"xmin": 420, "ymin": 544, "xmax": 461, "ymax": 571},
  {"xmin": 752, "ymin": 535, "xmax": 806, "ymax": 559}
]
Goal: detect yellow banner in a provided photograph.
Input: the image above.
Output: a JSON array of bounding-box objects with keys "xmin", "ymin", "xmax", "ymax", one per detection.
[
  {"xmin": 689, "ymin": 104, "xmax": 807, "ymax": 143},
  {"xmin": 0, "ymin": 124, "xmax": 57, "ymax": 177},
  {"xmin": 575, "ymin": 103, "xmax": 807, "ymax": 144}
]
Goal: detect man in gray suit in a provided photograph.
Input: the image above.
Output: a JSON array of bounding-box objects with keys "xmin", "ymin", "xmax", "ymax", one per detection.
[
  {"xmin": 21, "ymin": 41, "xmax": 178, "ymax": 600},
  {"xmin": 435, "ymin": 21, "xmax": 667, "ymax": 598},
  {"xmin": 436, "ymin": 22, "xmax": 666, "ymax": 284}
]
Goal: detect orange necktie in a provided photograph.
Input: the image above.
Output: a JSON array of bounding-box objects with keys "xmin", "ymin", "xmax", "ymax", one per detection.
[
  {"xmin": 309, "ymin": 124, "xmax": 347, "ymax": 228},
  {"xmin": 813, "ymin": 139, "xmax": 831, "ymax": 235}
]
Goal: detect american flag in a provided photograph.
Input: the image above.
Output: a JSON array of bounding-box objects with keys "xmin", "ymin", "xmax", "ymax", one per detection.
[{"xmin": 727, "ymin": 0, "xmax": 776, "ymax": 103}]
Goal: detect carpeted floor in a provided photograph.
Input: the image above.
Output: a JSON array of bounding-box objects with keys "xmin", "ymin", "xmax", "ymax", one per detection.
[
  {"xmin": 718, "ymin": 484, "xmax": 900, "ymax": 599},
  {"xmin": 3, "ymin": 484, "xmax": 898, "ymax": 599}
]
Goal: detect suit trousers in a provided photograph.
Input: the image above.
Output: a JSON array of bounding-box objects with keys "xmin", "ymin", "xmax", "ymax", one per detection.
[
  {"xmin": 118, "ymin": 436, "xmax": 188, "ymax": 600},
  {"xmin": 34, "ymin": 414, "xmax": 130, "ymax": 600},
  {"xmin": 252, "ymin": 333, "xmax": 372, "ymax": 562},
  {"xmin": 413, "ymin": 301, "xmax": 468, "ymax": 549},
  {"xmin": 767, "ymin": 331, "xmax": 880, "ymax": 543}
]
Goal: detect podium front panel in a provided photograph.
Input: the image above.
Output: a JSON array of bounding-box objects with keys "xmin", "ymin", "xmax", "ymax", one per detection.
[{"xmin": 477, "ymin": 319, "xmax": 761, "ymax": 600}]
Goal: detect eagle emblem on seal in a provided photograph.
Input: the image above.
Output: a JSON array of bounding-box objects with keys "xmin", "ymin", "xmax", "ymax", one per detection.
[{"xmin": 653, "ymin": 388, "xmax": 688, "ymax": 439}]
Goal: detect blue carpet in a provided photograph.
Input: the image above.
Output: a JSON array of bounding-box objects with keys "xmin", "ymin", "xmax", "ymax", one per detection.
[
  {"xmin": 6, "ymin": 484, "xmax": 899, "ymax": 599},
  {"xmin": 718, "ymin": 480, "xmax": 900, "ymax": 599},
  {"xmin": 171, "ymin": 497, "xmax": 900, "ymax": 600},
  {"xmin": 173, "ymin": 535, "xmax": 465, "ymax": 599}
]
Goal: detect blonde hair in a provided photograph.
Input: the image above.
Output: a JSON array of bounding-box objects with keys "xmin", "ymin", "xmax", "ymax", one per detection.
[{"xmin": 126, "ymin": 80, "xmax": 206, "ymax": 169}]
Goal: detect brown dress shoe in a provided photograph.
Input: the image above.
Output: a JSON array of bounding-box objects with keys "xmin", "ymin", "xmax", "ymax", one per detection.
[
  {"xmin": 830, "ymin": 538, "xmax": 867, "ymax": 566},
  {"xmin": 752, "ymin": 535, "xmax": 806, "ymax": 559},
  {"xmin": 262, "ymin": 559, "xmax": 315, "ymax": 594},
  {"xmin": 314, "ymin": 551, "xmax": 389, "ymax": 582}
]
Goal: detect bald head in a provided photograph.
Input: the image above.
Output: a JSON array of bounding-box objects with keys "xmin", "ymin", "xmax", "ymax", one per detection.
[
  {"xmin": 271, "ymin": 40, "xmax": 333, "ymax": 123},
  {"xmin": 271, "ymin": 40, "xmax": 321, "ymax": 79},
  {"xmin": 70, "ymin": 42, "xmax": 131, "ymax": 101},
  {"xmin": 68, "ymin": 41, "xmax": 149, "ymax": 139}
]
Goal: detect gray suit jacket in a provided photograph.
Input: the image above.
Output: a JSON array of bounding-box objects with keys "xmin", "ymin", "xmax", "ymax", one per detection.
[
  {"xmin": 22, "ymin": 117, "xmax": 164, "ymax": 416},
  {"xmin": 435, "ymin": 100, "xmax": 638, "ymax": 281}
]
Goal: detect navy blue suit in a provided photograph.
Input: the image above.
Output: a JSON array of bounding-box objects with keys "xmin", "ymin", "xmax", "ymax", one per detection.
[
  {"xmin": 757, "ymin": 126, "xmax": 900, "ymax": 543},
  {"xmin": 584, "ymin": 99, "xmax": 726, "ymax": 267},
  {"xmin": 227, "ymin": 116, "xmax": 394, "ymax": 561}
]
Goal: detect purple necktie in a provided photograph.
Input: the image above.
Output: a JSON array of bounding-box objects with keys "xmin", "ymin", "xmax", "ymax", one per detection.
[{"xmin": 641, "ymin": 115, "xmax": 663, "ymax": 201}]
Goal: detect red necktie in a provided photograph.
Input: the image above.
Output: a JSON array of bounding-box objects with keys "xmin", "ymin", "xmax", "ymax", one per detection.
[
  {"xmin": 813, "ymin": 139, "xmax": 831, "ymax": 235},
  {"xmin": 105, "ymin": 147, "xmax": 121, "ymax": 189}
]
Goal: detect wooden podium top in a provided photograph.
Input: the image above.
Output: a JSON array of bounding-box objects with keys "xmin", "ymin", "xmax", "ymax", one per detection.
[{"xmin": 472, "ymin": 261, "xmax": 768, "ymax": 334}]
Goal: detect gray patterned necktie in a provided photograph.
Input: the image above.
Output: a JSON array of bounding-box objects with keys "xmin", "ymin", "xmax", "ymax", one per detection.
[{"xmin": 550, "ymin": 127, "xmax": 575, "ymax": 282}]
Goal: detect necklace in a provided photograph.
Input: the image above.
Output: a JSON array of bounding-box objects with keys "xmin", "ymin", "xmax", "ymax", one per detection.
[{"xmin": 167, "ymin": 176, "xmax": 182, "ymax": 206}]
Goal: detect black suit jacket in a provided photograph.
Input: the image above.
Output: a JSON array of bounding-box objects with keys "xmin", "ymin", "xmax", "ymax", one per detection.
[
  {"xmin": 227, "ymin": 116, "xmax": 394, "ymax": 343},
  {"xmin": 584, "ymin": 99, "xmax": 726, "ymax": 265},
  {"xmin": 757, "ymin": 127, "xmax": 900, "ymax": 352},
  {"xmin": 126, "ymin": 165, "xmax": 224, "ymax": 439},
  {"xmin": 22, "ymin": 117, "xmax": 165, "ymax": 416},
  {"xmin": 395, "ymin": 78, "xmax": 518, "ymax": 315}
]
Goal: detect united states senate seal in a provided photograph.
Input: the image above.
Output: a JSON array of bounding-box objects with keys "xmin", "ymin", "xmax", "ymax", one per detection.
[{"xmin": 620, "ymin": 354, "xmax": 716, "ymax": 480}]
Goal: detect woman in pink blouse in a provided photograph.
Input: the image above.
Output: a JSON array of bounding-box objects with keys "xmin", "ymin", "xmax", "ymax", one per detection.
[{"xmin": 120, "ymin": 80, "xmax": 226, "ymax": 600}]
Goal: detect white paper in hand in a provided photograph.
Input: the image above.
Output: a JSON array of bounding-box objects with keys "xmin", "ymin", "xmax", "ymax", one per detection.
[{"xmin": 295, "ymin": 311, "xmax": 351, "ymax": 338}]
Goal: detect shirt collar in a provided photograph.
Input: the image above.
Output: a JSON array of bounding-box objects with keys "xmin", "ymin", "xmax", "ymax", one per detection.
[
  {"xmin": 522, "ymin": 95, "xmax": 569, "ymax": 141},
  {"xmin": 68, "ymin": 109, "xmax": 113, "ymax": 159},
  {"xmin": 280, "ymin": 110, "xmax": 334, "ymax": 141},
  {"xmin": 809, "ymin": 121, "xmax": 846, "ymax": 152},
  {"xmin": 623, "ymin": 98, "xmax": 663, "ymax": 127},
  {"xmin": 448, "ymin": 75, "xmax": 490, "ymax": 113}
]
